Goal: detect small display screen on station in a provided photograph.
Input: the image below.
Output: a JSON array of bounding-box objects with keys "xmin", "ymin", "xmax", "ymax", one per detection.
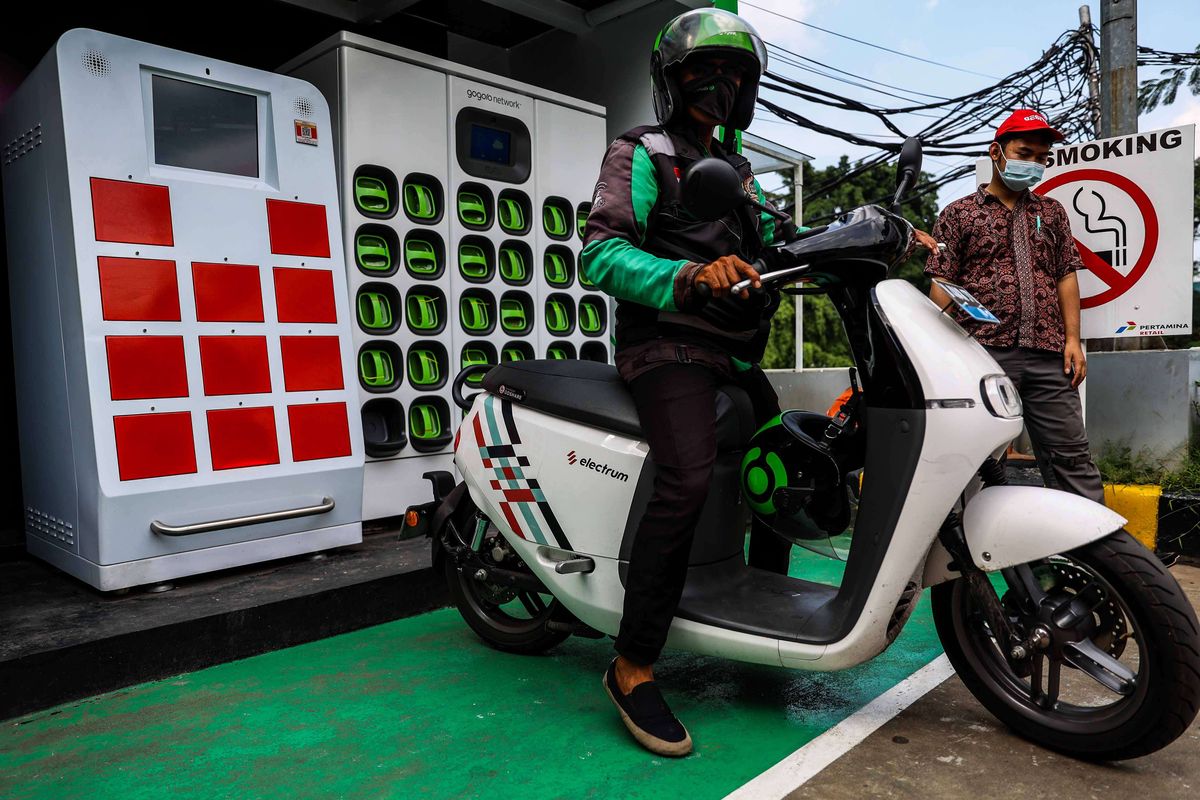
[
  {"xmin": 469, "ymin": 124, "xmax": 512, "ymax": 165},
  {"xmin": 152, "ymin": 76, "xmax": 259, "ymax": 177}
]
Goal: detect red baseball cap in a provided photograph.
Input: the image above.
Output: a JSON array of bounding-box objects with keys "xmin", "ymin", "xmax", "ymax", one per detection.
[{"xmin": 994, "ymin": 109, "xmax": 1065, "ymax": 142}]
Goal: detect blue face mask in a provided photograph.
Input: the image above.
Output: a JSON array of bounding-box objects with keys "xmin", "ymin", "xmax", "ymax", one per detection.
[{"xmin": 995, "ymin": 150, "xmax": 1045, "ymax": 191}]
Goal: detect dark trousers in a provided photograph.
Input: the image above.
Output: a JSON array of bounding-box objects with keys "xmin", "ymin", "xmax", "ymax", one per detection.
[
  {"xmin": 986, "ymin": 347, "xmax": 1104, "ymax": 504},
  {"xmin": 614, "ymin": 362, "xmax": 790, "ymax": 665}
]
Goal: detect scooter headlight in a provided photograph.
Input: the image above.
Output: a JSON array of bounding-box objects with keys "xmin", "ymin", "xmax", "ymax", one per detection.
[{"xmin": 981, "ymin": 374, "xmax": 1022, "ymax": 419}]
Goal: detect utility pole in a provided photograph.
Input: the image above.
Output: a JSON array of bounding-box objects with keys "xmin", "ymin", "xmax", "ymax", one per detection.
[
  {"xmin": 1099, "ymin": 0, "xmax": 1145, "ymax": 351},
  {"xmin": 1078, "ymin": 6, "xmax": 1102, "ymax": 137},
  {"xmin": 1099, "ymin": 0, "xmax": 1138, "ymax": 138}
]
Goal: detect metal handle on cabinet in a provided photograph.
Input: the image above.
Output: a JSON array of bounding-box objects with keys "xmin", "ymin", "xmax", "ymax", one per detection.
[{"xmin": 151, "ymin": 497, "xmax": 336, "ymax": 537}]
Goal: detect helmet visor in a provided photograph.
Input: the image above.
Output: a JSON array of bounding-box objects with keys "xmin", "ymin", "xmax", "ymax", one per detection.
[{"xmin": 657, "ymin": 9, "xmax": 767, "ymax": 74}]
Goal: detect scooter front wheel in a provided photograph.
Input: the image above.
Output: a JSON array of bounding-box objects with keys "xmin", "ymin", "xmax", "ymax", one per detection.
[{"xmin": 933, "ymin": 530, "xmax": 1200, "ymax": 760}]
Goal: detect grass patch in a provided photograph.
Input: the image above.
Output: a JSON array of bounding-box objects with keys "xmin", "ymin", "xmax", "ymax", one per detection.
[{"xmin": 1096, "ymin": 443, "xmax": 1200, "ymax": 495}]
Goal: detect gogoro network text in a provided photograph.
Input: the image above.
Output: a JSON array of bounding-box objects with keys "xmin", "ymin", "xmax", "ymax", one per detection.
[{"xmin": 466, "ymin": 89, "xmax": 521, "ymax": 109}]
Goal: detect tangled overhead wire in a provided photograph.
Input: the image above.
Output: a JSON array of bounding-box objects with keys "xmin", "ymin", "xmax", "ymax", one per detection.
[{"xmin": 758, "ymin": 28, "xmax": 1101, "ymax": 207}]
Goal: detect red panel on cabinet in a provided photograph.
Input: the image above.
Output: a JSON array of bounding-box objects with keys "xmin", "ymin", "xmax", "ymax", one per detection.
[
  {"xmin": 265, "ymin": 199, "xmax": 330, "ymax": 257},
  {"xmin": 105, "ymin": 336, "xmax": 189, "ymax": 400},
  {"xmin": 287, "ymin": 402, "xmax": 351, "ymax": 461},
  {"xmin": 207, "ymin": 407, "xmax": 280, "ymax": 470},
  {"xmin": 114, "ymin": 412, "xmax": 196, "ymax": 481},
  {"xmin": 280, "ymin": 336, "xmax": 343, "ymax": 392},
  {"xmin": 192, "ymin": 263, "xmax": 264, "ymax": 322},
  {"xmin": 273, "ymin": 267, "xmax": 337, "ymax": 323},
  {"xmin": 91, "ymin": 178, "xmax": 174, "ymax": 246},
  {"xmin": 98, "ymin": 257, "xmax": 180, "ymax": 321},
  {"xmin": 198, "ymin": 336, "xmax": 271, "ymax": 396}
]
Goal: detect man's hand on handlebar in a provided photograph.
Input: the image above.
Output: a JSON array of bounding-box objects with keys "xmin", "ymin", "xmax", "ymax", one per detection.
[
  {"xmin": 695, "ymin": 255, "xmax": 761, "ymax": 300},
  {"xmin": 912, "ymin": 229, "xmax": 939, "ymax": 252}
]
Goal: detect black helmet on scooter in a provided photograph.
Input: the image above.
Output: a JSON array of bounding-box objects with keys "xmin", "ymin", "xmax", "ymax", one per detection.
[
  {"xmin": 650, "ymin": 8, "xmax": 768, "ymax": 131},
  {"xmin": 741, "ymin": 412, "xmax": 855, "ymax": 542}
]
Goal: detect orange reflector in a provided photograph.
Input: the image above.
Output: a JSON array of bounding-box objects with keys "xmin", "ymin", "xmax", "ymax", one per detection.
[{"xmin": 406, "ymin": 509, "xmax": 421, "ymax": 527}]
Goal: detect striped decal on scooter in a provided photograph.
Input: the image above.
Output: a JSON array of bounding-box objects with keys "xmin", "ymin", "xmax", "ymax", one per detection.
[{"xmin": 472, "ymin": 395, "xmax": 572, "ymax": 551}]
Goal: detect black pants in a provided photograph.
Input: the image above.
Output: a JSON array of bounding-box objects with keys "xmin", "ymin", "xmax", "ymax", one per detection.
[
  {"xmin": 986, "ymin": 347, "xmax": 1104, "ymax": 504},
  {"xmin": 614, "ymin": 361, "xmax": 791, "ymax": 665}
]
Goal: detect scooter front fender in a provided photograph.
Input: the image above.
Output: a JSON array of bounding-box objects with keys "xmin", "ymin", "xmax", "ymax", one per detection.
[{"xmin": 961, "ymin": 485, "xmax": 1127, "ymax": 571}]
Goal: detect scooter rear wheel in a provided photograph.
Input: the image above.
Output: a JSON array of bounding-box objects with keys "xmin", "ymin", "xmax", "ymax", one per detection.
[
  {"xmin": 441, "ymin": 502, "xmax": 569, "ymax": 655},
  {"xmin": 933, "ymin": 530, "xmax": 1200, "ymax": 760}
]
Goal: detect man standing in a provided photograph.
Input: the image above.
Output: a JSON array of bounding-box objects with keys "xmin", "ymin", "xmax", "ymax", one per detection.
[{"xmin": 926, "ymin": 109, "xmax": 1103, "ymax": 503}]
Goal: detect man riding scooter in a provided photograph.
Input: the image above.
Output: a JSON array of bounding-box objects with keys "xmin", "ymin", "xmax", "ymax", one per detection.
[{"xmin": 580, "ymin": 8, "xmax": 795, "ymax": 757}]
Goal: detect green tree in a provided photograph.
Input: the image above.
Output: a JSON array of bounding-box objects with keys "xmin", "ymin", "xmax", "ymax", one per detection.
[
  {"xmin": 1138, "ymin": 45, "xmax": 1200, "ymax": 113},
  {"xmin": 761, "ymin": 156, "xmax": 940, "ymax": 369}
]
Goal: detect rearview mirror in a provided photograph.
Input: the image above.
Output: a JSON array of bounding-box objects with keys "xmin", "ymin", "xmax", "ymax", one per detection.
[
  {"xmin": 681, "ymin": 157, "xmax": 791, "ymax": 224},
  {"xmin": 895, "ymin": 136, "xmax": 923, "ymax": 193},
  {"xmin": 892, "ymin": 136, "xmax": 923, "ymax": 212},
  {"xmin": 680, "ymin": 157, "xmax": 746, "ymax": 222}
]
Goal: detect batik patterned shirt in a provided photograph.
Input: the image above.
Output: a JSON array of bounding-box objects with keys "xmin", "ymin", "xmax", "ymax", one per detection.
[{"xmin": 925, "ymin": 186, "xmax": 1082, "ymax": 352}]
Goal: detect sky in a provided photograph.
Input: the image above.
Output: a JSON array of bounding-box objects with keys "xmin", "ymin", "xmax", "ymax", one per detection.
[{"xmin": 737, "ymin": 0, "xmax": 1200, "ymax": 215}]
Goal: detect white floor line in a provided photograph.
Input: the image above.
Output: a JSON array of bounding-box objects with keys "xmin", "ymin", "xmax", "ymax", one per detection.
[{"xmin": 723, "ymin": 654, "xmax": 955, "ymax": 800}]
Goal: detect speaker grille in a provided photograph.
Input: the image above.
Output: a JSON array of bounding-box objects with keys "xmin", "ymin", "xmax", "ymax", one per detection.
[
  {"xmin": 81, "ymin": 49, "xmax": 111, "ymax": 76},
  {"xmin": 293, "ymin": 97, "xmax": 314, "ymax": 117}
]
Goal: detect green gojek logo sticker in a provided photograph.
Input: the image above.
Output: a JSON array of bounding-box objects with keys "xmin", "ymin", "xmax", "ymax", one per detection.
[{"xmin": 741, "ymin": 446, "xmax": 787, "ymax": 514}]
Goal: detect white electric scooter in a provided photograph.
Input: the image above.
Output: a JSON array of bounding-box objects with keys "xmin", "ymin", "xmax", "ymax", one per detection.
[{"xmin": 415, "ymin": 139, "xmax": 1200, "ymax": 760}]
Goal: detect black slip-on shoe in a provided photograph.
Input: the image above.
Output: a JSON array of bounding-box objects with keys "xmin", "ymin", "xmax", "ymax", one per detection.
[{"xmin": 603, "ymin": 659, "xmax": 693, "ymax": 757}]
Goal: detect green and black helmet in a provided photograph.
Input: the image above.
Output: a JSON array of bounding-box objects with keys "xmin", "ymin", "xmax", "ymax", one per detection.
[{"xmin": 650, "ymin": 8, "xmax": 767, "ymax": 131}]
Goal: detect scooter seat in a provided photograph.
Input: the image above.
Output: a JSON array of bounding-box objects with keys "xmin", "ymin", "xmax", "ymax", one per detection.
[{"xmin": 482, "ymin": 360, "xmax": 644, "ymax": 437}]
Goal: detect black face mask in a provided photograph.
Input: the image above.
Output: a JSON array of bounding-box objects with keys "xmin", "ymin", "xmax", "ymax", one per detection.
[{"xmin": 681, "ymin": 72, "xmax": 739, "ymax": 124}]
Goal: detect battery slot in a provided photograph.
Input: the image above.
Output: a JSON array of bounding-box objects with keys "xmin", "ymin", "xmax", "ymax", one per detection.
[
  {"xmin": 362, "ymin": 398, "xmax": 407, "ymax": 458},
  {"xmin": 355, "ymin": 224, "xmax": 400, "ymax": 277},
  {"xmin": 498, "ymin": 240, "xmax": 532, "ymax": 286},
  {"xmin": 356, "ymin": 282, "xmax": 402, "ymax": 335},
  {"xmin": 578, "ymin": 295, "xmax": 607, "ymax": 337},
  {"xmin": 545, "ymin": 292, "xmax": 576, "ymax": 336},
  {"xmin": 353, "ymin": 165, "xmax": 399, "ymax": 219},
  {"xmin": 409, "ymin": 397, "xmax": 453, "ymax": 453},
  {"xmin": 457, "ymin": 236, "xmax": 495, "ymax": 283},
  {"xmin": 501, "ymin": 341, "xmax": 535, "ymax": 363},
  {"xmin": 403, "ymin": 230, "xmax": 445, "ymax": 280},
  {"xmin": 406, "ymin": 341, "xmax": 449, "ymax": 390},
  {"xmin": 405, "ymin": 287, "xmax": 447, "ymax": 336},
  {"xmin": 457, "ymin": 182, "xmax": 494, "ymax": 231},
  {"xmin": 581, "ymin": 342, "xmax": 609, "ymax": 364},
  {"xmin": 576, "ymin": 201, "xmax": 591, "ymax": 241},
  {"xmin": 546, "ymin": 341, "xmax": 577, "ymax": 361},
  {"xmin": 497, "ymin": 189, "xmax": 532, "ymax": 235},
  {"xmin": 459, "ymin": 289, "xmax": 497, "ymax": 336},
  {"xmin": 499, "ymin": 291, "xmax": 534, "ymax": 336},
  {"xmin": 542, "ymin": 196, "xmax": 573, "ymax": 241},
  {"xmin": 402, "ymin": 173, "xmax": 444, "ymax": 225},
  {"xmin": 358, "ymin": 340, "xmax": 403, "ymax": 393},
  {"xmin": 543, "ymin": 245, "xmax": 575, "ymax": 288},
  {"xmin": 460, "ymin": 342, "xmax": 498, "ymax": 387}
]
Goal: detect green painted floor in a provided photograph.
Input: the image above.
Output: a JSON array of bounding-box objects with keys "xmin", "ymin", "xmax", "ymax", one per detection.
[{"xmin": 1, "ymin": 548, "xmax": 944, "ymax": 800}]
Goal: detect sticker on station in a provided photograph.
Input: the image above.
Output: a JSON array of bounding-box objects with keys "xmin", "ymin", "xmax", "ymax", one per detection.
[{"xmin": 294, "ymin": 120, "xmax": 318, "ymax": 146}]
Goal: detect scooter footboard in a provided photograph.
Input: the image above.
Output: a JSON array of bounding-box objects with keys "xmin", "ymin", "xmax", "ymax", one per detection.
[{"xmin": 959, "ymin": 485, "xmax": 1126, "ymax": 571}]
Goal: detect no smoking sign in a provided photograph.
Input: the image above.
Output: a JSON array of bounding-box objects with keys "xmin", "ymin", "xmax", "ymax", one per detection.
[{"xmin": 974, "ymin": 125, "xmax": 1194, "ymax": 339}]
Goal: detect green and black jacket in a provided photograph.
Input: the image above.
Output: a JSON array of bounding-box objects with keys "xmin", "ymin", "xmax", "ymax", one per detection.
[{"xmin": 581, "ymin": 125, "xmax": 791, "ymax": 373}]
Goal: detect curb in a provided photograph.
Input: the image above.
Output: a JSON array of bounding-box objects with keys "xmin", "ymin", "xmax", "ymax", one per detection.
[{"xmin": 1104, "ymin": 483, "xmax": 1200, "ymax": 561}]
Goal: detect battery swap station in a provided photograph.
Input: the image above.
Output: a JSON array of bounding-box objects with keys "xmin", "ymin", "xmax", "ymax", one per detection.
[
  {"xmin": 0, "ymin": 30, "xmax": 365, "ymax": 590},
  {"xmin": 284, "ymin": 34, "xmax": 608, "ymax": 520}
]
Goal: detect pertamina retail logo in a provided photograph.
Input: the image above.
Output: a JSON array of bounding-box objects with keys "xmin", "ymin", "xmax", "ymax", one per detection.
[
  {"xmin": 466, "ymin": 88, "xmax": 521, "ymax": 109},
  {"xmin": 567, "ymin": 450, "xmax": 628, "ymax": 482},
  {"xmin": 1116, "ymin": 319, "xmax": 1188, "ymax": 335}
]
